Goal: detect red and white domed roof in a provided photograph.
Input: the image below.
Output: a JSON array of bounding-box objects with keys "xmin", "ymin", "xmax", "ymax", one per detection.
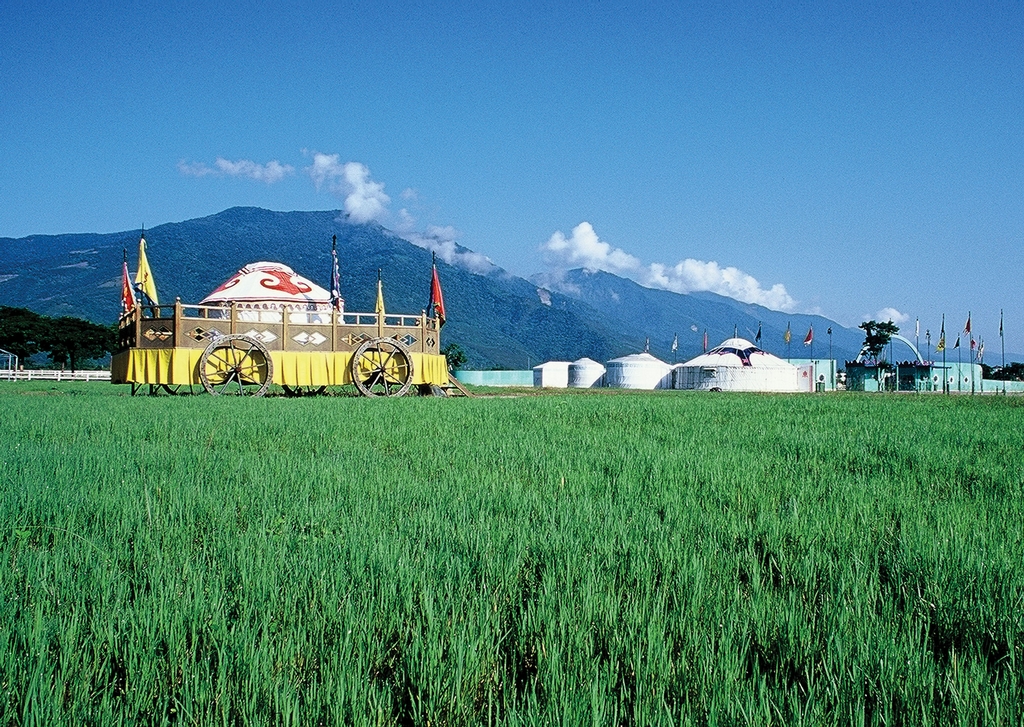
[
  {"xmin": 201, "ymin": 262, "xmax": 330, "ymax": 307},
  {"xmin": 681, "ymin": 338, "xmax": 795, "ymax": 369}
]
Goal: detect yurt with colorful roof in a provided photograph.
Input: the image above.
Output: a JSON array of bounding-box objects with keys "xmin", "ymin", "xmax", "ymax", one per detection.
[
  {"xmin": 201, "ymin": 261, "xmax": 337, "ymax": 322},
  {"xmin": 673, "ymin": 337, "xmax": 799, "ymax": 392}
]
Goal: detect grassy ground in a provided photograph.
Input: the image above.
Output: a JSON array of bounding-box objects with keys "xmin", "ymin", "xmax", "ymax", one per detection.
[{"xmin": 1, "ymin": 382, "xmax": 1022, "ymax": 725}]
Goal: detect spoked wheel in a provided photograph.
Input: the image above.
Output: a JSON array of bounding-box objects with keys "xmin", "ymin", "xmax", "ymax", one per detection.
[
  {"xmin": 350, "ymin": 337, "xmax": 414, "ymax": 397},
  {"xmin": 282, "ymin": 385, "xmax": 327, "ymax": 397},
  {"xmin": 199, "ymin": 334, "xmax": 274, "ymax": 396}
]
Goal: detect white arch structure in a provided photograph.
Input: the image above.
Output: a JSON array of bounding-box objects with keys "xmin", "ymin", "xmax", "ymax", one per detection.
[{"xmin": 856, "ymin": 333, "xmax": 925, "ymax": 364}]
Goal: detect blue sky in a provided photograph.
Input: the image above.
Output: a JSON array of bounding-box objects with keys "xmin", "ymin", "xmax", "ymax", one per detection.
[{"xmin": 2, "ymin": 1, "xmax": 1022, "ymax": 353}]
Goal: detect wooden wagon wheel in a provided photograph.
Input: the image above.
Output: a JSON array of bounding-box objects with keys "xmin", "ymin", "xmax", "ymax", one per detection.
[
  {"xmin": 198, "ymin": 334, "xmax": 274, "ymax": 397},
  {"xmin": 350, "ymin": 337, "xmax": 414, "ymax": 397}
]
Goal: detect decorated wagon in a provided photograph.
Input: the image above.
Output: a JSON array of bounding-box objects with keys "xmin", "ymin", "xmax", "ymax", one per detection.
[{"xmin": 112, "ymin": 257, "xmax": 451, "ymax": 397}]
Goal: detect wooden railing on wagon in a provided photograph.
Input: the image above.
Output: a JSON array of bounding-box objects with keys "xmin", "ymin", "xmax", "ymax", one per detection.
[{"xmin": 117, "ymin": 299, "xmax": 441, "ymax": 355}]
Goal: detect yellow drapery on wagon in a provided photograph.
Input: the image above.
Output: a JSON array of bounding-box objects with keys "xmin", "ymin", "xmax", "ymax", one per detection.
[{"xmin": 112, "ymin": 261, "xmax": 449, "ymax": 396}]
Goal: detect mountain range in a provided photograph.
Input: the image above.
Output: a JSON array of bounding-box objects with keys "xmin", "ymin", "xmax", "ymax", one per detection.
[{"xmin": 0, "ymin": 207, "xmax": 866, "ymax": 368}]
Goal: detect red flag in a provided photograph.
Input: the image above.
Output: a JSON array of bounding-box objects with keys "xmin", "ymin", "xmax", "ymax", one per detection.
[
  {"xmin": 121, "ymin": 259, "xmax": 137, "ymax": 313},
  {"xmin": 803, "ymin": 327, "xmax": 813, "ymax": 345},
  {"xmin": 964, "ymin": 313, "xmax": 971, "ymax": 334},
  {"xmin": 428, "ymin": 260, "xmax": 446, "ymax": 327}
]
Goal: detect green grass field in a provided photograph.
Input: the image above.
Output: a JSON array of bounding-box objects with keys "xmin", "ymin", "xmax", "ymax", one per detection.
[{"xmin": 2, "ymin": 383, "xmax": 1023, "ymax": 725}]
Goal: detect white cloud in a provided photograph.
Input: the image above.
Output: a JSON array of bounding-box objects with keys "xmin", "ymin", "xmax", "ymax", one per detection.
[
  {"xmin": 397, "ymin": 218, "xmax": 495, "ymax": 275},
  {"xmin": 541, "ymin": 221, "xmax": 797, "ymax": 311},
  {"xmin": 305, "ymin": 154, "xmax": 390, "ymax": 223},
  {"xmin": 306, "ymin": 152, "xmax": 341, "ymax": 189},
  {"xmin": 542, "ymin": 222, "xmax": 642, "ymax": 274},
  {"xmin": 874, "ymin": 307, "xmax": 909, "ymax": 324},
  {"xmin": 177, "ymin": 157, "xmax": 294, "ymax": 183}
]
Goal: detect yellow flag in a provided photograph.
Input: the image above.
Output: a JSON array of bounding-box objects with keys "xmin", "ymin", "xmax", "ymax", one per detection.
[
  {"xmin": 375, "ymin": 276, "xmax": 385, "ymax": 316},
  {"xmin": 134, "ymin": 235, "xmax": 159, "ymax": 305}
]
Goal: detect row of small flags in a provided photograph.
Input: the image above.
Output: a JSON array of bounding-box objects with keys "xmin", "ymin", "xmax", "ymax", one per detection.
[
  {"xmin": 932, "ymin": 312, "xmax": 998, "ymax": 362},
  {"xmin": 671, "ymin": 313, "xmax": 1001, "ymax": 361},
  {"xmin": 780, "ymin": 322, "xmax": 816, "ymax": 347},
  {"xmin": 122, "ymin": 233, "xmax": 447, "ymax": 327},
  {"xmin": 671, "ymin": 322, "xmax": 825, "ymax": 353}
]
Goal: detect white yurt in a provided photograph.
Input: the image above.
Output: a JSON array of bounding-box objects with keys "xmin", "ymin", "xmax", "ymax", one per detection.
[
  {"xmin": 673, "ymin": 338, "xmax": 799, "ymax": 392},
  {"xmin": 605, "ymin": 352, "xmax": 673, "ymax": 390},
  {"xmin": 201, "ymin": 261, "xmax": 335, "ymax": 322},
  {"xmin": 568, "ymin": 357, "xmax": 606, "ymax": 388},
  {"xmin": 533, "ymin": 361, "xmax": 571, "ymax": 388}
]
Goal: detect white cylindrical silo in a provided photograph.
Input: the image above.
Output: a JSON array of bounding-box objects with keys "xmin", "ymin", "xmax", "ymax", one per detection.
[{"xmin": 568, "ymin": 357, "xmax": 606, "ymax": 388}]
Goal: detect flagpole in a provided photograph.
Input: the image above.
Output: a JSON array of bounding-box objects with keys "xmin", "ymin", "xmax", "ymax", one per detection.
[
  {"xmin": 971, "ymin": 313, "xmax": 975, "ymax": 396},
  {"xmin": 376, "ymin": 268, "xmax": 384, "ymax": 337},
  {"xmin": 1001, "ymin": 309, "xmax": 1006, "ymax": 396},
  {"xmin": 979, "ymin": 337, "xmax": 984, "ymax": 393},
  {"xmin": 957, "ymin": 336, "xmax": 961, "ymax": 392},
  {"xmin": 941, "ymin": 316, "xmax": 946, "ymax": 394},
  {"xmin": 967, "ymin": 311, "xmax": 975, "ymax": 395},
  {"xmin": 330, "ymin": 234, "xmax": 343, "ymax": 314}
]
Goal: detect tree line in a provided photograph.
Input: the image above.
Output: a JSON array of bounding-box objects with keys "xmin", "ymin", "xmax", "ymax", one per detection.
[{"xmin": 0, "ymin": 307, "xmax": 115, "ymax": 371}]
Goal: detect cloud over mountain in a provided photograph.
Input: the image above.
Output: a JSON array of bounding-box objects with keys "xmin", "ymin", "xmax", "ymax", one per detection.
[
  {"xmin": 306, "ymin": 154, "xmax": 390, "ymax": 223},
  {"xmin": 394, "ymin": 215, "xmax": 494, "ymax": 275},
  {"xmin": 177, "ymin": 158, "xmax": 294, "ymax": 183},
  {"xmin": 541, "ymin": 222, "xmax": 796, "ymax": 312}
]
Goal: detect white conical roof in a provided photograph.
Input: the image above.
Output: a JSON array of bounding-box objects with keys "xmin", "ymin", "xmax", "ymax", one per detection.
[
  {"xmin": 607, "ymin": 352, "xmax": 669, "ymax": 366},
  {"xmin": 681, "ymin": 337, "xmax": 795, "ymax": 369},
  {"xmin": 201, "ymin": 262, "xmax": 330, "ymax": 305}
]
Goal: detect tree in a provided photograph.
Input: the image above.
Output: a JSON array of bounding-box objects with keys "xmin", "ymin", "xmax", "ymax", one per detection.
[
  {"xmin": 858, "ymin": 320, "xmax": 900, "ymax": 362},
  {"xmin": 441, "ymin": 342, "xmax": 468, "ymax": 371},
  {"xmin": 989, "ymin": 362, "xmax": 1024, "ymax": 381},
  {"xmin": 0, "ymin": 307, "xmax": 47, "ymax": 362},
  {"xmin": 43, "ymin": 317, "xmax": 115, "ymax": 371}
]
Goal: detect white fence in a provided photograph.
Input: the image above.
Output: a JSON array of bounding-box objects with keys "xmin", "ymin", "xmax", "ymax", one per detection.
[{"xmin": 1, "ymin": 369, "xmax": 111, "ymax": 382}]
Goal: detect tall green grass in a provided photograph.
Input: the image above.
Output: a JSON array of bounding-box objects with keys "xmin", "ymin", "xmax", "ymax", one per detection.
[{"xmin": 1, "ymin": 383, "xmax": 1022, "ymax": 725}]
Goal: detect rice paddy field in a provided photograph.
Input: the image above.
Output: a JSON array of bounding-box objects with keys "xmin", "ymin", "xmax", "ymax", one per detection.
[{"xmin": 1, "ymin": 382, "xmax": 1023, "ymax": 726}]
